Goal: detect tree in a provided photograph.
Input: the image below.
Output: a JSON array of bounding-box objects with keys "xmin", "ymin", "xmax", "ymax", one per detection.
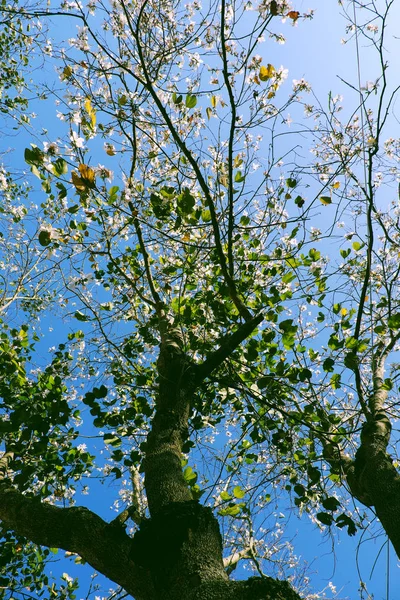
[{"xmin": 0, "ymin": 0, "xmax": 399, "ymax": 598}]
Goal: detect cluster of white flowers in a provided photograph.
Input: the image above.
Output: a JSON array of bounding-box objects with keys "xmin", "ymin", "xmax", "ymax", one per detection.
[
  {"xmin": 0, "ymin": 167, "xmax": 8, "ymax": 191},
  {"xmin": 292, "ymin": 78, "xmax": 311, "ymax": 93}
]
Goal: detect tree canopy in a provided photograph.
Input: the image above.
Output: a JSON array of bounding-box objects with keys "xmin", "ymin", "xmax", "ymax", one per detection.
[{"xmin": 1, "ymin": 1, "xmax": 400, "ymax": 599}]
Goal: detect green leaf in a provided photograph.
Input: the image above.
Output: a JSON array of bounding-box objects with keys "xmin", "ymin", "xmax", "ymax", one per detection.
[
  {"xmin": 294, "ymin": 195, "xmax": 305, "ymax": 207},
  {"xmin": 298, "ymin": 368, "xmax": 312, "ymax": 381},
  {"xmin": 323, "ymin": 357, "xmax": 335, "ymax": 372},
  {"xmin": 103, "ymin": 434, "xmax": 121, "ymax": 447},
  {"xmin": 374, "ymin": 325, "xmax": 386, "ymax": 335},
  {"xmin": 316, "ymin": 511, "xmax": 334, "ymax": 526},
  {"xmin": 344, "ymin": 352, "xmax": 358, "ymax": 370},
  {"xmin": 52, "ymin": 158, "xmax": 68, "ymax": 176},
  {"xmin": 24, "ymin": 146, "xmax": 44, "ymax": 166},
  {"xmin": 294, "ymin": 484, "xmax": 305, "ymax": 497},
  {"xmin": 233, "ymin": 486, "xmax": 246, "ymax": 499},
  {"xmin": 177, "ymin": 188, "xmax": 195, "ymax": 215},
  {"xmin": 328, "ymin": 334, "xmax": 343, "ymax": 351},
  {"xmin": 336, "ymin": 513, "xmax": 357, "ymax": 536},
  {"xmin": 151, "ymin": 192, "xmax": 172, "ymax": 219},
  {"xmin": 74, "ymin": 311, "xmax": 89, "ymax": 322},
  {"xmin": 382, "ymin": 378, "xmax": 393, "ymax": 391},
  {"xmin": 38, "ymin": 230, "xmax": 51, "ymax": 247},
  {"xmin": 286, "ymin": 177, "xmax": 297, "ymax": 188},
  {"xmin": 330, "ymin": 373, "xmax": 341, "ymax": 389},
  {"xmin": 352, "ymin": 241, "xmax": 364, "ymax": 251},
  {"xmin": 160, "ymin": 186, "xmax": 176, "ymax": 199},
  {"xmin": 220, "ymin": 491, "xmax": 232, "ymax": 501},
  {"xmin": 234, "ymin": 171, "xmax": 246, "ymax": 183},
  {"xmin": 322, "ymin": 497, "xmax": 341, "ymax": 512},
  {"xmin": 172, "ymin": 92, "xmax": 183, "ymax": 104},
  {"xmin": 185, "ymin": 94, "xmax": 197, "ymax": 108},
  {"xmin": 218, "ymin": 504, "xmax": 242, "ymax": 517},
  {"xmin": 388, "ymin": 313, "xmax": 400, "ymax": 330},
  {"xmin": 109, "ymin": 185, "xmax": 120, "ymax": 201},
  {"xmin": 183, "ymin": 465, "xmax": 198, "ymax": 484}
]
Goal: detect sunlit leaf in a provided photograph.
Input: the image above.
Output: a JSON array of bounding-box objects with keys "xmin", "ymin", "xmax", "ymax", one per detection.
[
  {"xmin": 259, "ymin": 64, "xmax": 275, "ymax": 81},
  {"xmin": 84, "ymin": 97, "xmax": 96, "ymax": 128},
  {"xmin": 185, "ymin": 94, "xmax": 197, "ymax": 108},
  {"xmin": 52, "ymin": 158, "xmax": 68, "ymax": 177},
  {"xmin": 61, "ymin": 66, "xmax": 73, "ymax": 80},
  {"xmin": 105, "ymin": 144, "xmax": 116, "ymax": 156},
  {"xmin": 319, "ymin": 196, "xmax": 331, "ymax": 205},
  {"xmin": 220, "ymin": 491, "xmax": 232, "ymax": 501},
  {"xmin": 72, "ymin": 164, "xmax": 96, "ymax": 193},
  {"xmin": 235, "ymin": 170, "xmax": 245, "ymax": 183},
  {"xmin": 233, "ymin": 486, "xmax": 246, "ymax": 499},
  {"xmin": 388, "ymin": 313, "xmax": 400, "ymax": 330},
  {"xmin": 172, "ymin": 92, "xmax": 183, "ymax": 105}
]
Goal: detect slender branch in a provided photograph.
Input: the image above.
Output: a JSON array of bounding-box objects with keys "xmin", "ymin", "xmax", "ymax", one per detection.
[
  {"xmin": 132, "ymin": 213, "xmax": 164, "ymax": 315},
  {"xmin": 220, "ymin": 0, "xmax": 236, "ymax": 277}
]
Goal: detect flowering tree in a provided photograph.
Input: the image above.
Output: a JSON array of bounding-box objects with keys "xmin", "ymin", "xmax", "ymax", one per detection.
[{"xmin": 1, "ymin": 0, "xmax": 400, "ymax": 598}]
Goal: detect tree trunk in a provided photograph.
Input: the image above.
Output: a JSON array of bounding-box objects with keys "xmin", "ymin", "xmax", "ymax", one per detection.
[{"xmin": 345, "ymin": 411, "xmax": 400, "ymax": 557}]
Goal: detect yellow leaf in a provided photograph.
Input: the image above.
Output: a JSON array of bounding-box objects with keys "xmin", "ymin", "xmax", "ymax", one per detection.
[
  {"xmin": 84, "ymin": 97, "xmax": 96, "ymax": 128},
  {"xmin": 72, "ymin": 164, "xmax": 96, "ymax": 193},
  {"xmin": 210, "ymin": 95, "xmax": 218, "ymax": 108},
  {"xmin": 259, "ymin": 64, "xmax": 275, "ymax": 82},
  {"xmin": 182, "ymin": 232, "xmax": 190, "ymax": 241},
  {"xmin": 71, "ymin": 171, "xmax": 86, "ymax": 192},
  {"xmin": 332, "ymin": 181, "xmax": 340, "ymax": 189},
  {"xmin": 78, "ymin": 163, "xmax": 96, "ymax": 185},
  {"xmin": 61, "ymin": 66, "xmax": 73, "ymax": 80},
  {"xmin": 319, "ymin": 196, "xmax": 332, "ymax": 205},
  {"xmin": 105, "ymin": 144, "xmax": 116, "ymax": 156},
  {"xmin": 206, "ymin": 106, "xmax": 213, "ymax": 120},
  {"xmin": 340, "ymin": 308, "xmax": 348, "ymax": 316},
  {"xmin": 84, "ymin": 97, "xmax": 92, "ymax": 114}
]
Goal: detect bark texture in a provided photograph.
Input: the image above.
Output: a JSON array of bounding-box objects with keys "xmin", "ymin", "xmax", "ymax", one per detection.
[{"xmin": 344, "ymin": 410, "xmax": 400, "ymax": 556}]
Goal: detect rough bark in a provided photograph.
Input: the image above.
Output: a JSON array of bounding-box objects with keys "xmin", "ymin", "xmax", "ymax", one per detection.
[{"xmin": 343, "ymin": 410, "xmax": 400, "ymax": 556}]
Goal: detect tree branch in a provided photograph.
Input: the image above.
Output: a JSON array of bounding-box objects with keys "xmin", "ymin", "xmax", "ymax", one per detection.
[
  {"xmin": 0, "ymin": 484, "xmax": 153, "ymax": 600},
  {"xmin": 193, "ymin": 313, "xmax": 263, "ymax": 383}
]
